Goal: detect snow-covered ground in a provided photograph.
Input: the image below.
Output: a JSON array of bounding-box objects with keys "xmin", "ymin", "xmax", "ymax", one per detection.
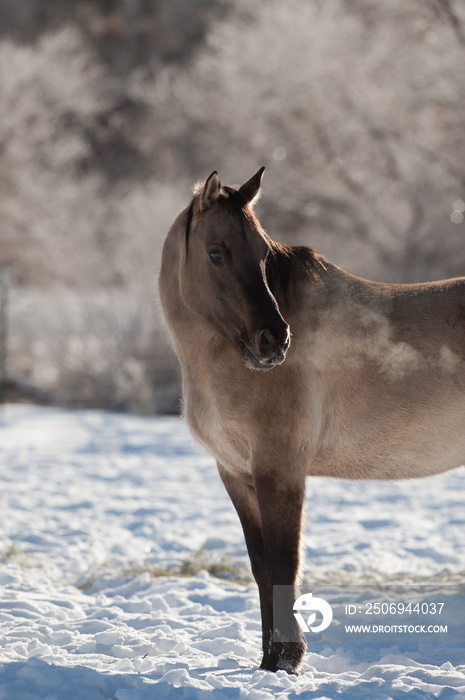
[{"xmin": 0, "ymin": 404, "xmax": 464, "ymax": 699}]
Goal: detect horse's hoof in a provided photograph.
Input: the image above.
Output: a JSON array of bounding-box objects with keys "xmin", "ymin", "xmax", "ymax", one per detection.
[{"xmin": 260, "ymin": 640, "xmax": 306, "ymax": 674}]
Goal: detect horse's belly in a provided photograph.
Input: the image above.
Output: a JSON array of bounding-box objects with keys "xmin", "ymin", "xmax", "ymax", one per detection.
[
  {"xmin": 310, "ymin": 390, "xmax": 465, "ymax": 480},
  {"xmin": 311, "ymin": 441, "xmax": 465, "ymax": 480}
]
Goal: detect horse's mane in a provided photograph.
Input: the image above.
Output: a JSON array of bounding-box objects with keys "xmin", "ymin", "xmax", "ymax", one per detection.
[
  {"xmin": 184, "ymin": 197, "xmax": 195, "ymax": 254},
  {"xmin": 266, "ymin": 241, "xmax": 323, "ymax": 296},
  {"xmin": 185, "ymin": 186, "xmax": 323, "ymax": 292}
]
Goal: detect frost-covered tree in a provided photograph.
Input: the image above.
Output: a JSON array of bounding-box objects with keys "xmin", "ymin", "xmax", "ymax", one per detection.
[
  {"xmin": 148, "ymin": 0, "xmax": 465, "ymax": 282},
  {"xmin": 2, "ymin": 0, "xmax": 465, "ymax": 409}
]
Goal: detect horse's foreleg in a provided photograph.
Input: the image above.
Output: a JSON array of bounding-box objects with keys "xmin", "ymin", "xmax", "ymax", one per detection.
[
  {"xmin": 217, "ymin": 463, "xmax": 273, "ymax": 666},
  {"xmin": 253, "ymin": 467, "xmax": 307, "ymax": 674}
]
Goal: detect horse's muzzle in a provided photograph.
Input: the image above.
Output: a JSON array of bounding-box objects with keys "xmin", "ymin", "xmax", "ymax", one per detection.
[{"xmin": 241, "ymin": 327, "xmax": 291, "ymax": 371}]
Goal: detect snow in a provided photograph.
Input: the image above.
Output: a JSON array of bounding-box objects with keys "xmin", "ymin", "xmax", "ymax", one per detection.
[{"xmin": 0, "ymin": 404, "xmax": 464, "ymax": 699}]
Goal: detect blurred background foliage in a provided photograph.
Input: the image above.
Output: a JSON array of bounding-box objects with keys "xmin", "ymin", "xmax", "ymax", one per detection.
[{"xmin": 0, "ymin": 0, "xmax": 464, "ymax": 412}]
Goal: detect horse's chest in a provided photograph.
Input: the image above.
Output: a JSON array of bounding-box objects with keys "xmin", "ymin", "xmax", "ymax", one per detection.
[{"xmin": 184, "ymin": 381, "xmax": 253, "ymax": 474}]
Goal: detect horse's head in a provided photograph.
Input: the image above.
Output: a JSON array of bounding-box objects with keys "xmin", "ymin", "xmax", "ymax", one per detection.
[{"xmin": 179, "ymin": 168, "xmax": 290, "ymax": 371}]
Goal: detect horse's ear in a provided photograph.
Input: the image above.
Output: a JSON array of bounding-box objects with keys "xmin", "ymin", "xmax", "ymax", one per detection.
[
  {"xmin": 199, "ymin": 171, "xmax": 222, "ymax": 212},
  {"xmin": 238, "ymin": 166, "xmax": 265, "ymax": 206}
]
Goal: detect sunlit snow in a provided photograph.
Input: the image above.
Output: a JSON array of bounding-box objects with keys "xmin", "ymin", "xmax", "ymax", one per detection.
[{"xmin": 0, "ymin": 405, "xmax": 464, "ymax": 698}]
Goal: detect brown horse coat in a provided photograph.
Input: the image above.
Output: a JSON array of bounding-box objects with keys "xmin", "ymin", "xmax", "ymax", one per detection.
[{"xmin": 159, "ymin": 168, "xmax": 465, "ymax": 673}]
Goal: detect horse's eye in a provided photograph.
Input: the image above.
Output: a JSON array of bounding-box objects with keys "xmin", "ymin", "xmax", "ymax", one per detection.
[{"xmin": 209, "ymin": 250, "xmax": 225, "ymax": 265}]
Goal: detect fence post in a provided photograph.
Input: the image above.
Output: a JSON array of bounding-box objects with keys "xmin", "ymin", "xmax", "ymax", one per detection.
[{"xmin": 0, "ymin": 266, "xmax": 10, "ymax": 406}]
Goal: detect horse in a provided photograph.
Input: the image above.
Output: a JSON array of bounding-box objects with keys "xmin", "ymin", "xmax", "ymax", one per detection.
[{"xmin": 158, "ymin": 167, "xmax": 465, "ymax": 674}]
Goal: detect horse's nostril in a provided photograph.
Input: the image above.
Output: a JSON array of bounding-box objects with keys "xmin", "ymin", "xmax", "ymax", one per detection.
[
  {"xmin": 257, "ymin": 329, "xmax": 274, "ymax": 353},
  {"xmin": 257, "ymin": 328, "xmax": 290, "ymax": 357}
]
